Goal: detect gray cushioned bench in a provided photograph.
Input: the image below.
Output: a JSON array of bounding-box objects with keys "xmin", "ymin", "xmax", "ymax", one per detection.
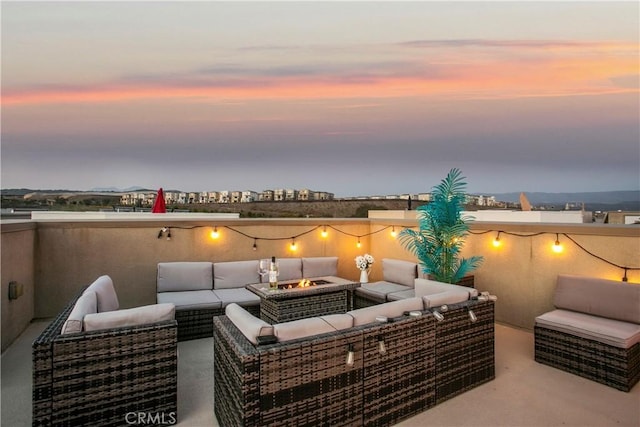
[
  {"xmin": 157, "ymin": 257, "xmax": 340, "ymax": 340},
  {"xmin": 535, "ymin": 274, "xmax": 640, "ymax": 391}
]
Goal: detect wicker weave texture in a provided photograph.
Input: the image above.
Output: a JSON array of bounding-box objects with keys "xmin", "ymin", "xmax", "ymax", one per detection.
[
  {"xmin": 213, "ymin": 316, "xmax": 261, "ymax": 427},
  {"xmin": 435, "ymin": 301, "xmax": 495, "ymax": 404},
  {"xmin": 535, "ymin": 326, "xmax": 640, "ymax": 392},
  {"xmin": 259, "ymin": 329, "xmax": 364, "ymax": 427},
  {"xmin": 362, "ymin": 316, "xmax": 436, "ymax": 427},
  {"xmin": 32, "ymin": 289, "xmax": 178, "ymax": 427},
  {"xmin": 260, "ymin": 290, "xmax": 348, "ymax": 324},
  {"xmin": 353, "ymin": 291, "xmax": 386, "ymax": 309}
]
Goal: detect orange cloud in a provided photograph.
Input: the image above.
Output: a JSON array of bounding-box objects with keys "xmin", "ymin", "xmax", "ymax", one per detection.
[{"xmin": 4, "ymin": 41, "xmax": 637, "ymax": 106}]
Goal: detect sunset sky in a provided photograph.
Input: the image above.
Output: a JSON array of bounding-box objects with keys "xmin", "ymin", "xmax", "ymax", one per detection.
[{"xmin": 2, "ymin": 1, "xmax": 638, "ymax": 196}]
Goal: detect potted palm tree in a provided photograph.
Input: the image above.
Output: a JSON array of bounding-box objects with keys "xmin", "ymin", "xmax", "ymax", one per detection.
[{"xmin": 398, "ymin": 168, "xmax": 483, "ymax": 285}]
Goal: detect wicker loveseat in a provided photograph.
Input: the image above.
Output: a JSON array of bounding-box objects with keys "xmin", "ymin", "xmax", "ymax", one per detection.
[
  {"xmin": 32, "ymin": 276, "xmax": 178, "ymax": 427},
  {"xmin": 213, "ymin": 291, "xmax": 495, "ymax": 426},
  {"xmin": 535, "ymin": 274, "xmax": 640, "ymax": 392},
  {"xmin": 157, "ymin": 257, "xmax": 341, "ymax": 341}
]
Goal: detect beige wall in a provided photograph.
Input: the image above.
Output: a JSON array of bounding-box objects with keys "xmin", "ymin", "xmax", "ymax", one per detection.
[
  {"xmin": 1, "ymin": 223, "xmax": 36, "ymax": 351},
  {"xmin": 33, "ymin": 219, "xmax": 370, "ymax": 318},
  {"xmin": 1, "ymin": 216, "xmax": 639, "ymax": 350}
]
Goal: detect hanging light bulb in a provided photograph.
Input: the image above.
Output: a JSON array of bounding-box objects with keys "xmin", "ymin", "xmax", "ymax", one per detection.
[
  {"xmin": 492, "ymin": 231, "xmax": 501, "ymax": 248},
  {"xmin": 321, "ymin": 226, "xmax": 328, "ymax": 238},
  {"xmin": 346, "ymin": 344, "xmax": 355, "ymax": 366},
  {"xmin": 377, "ymin": 335, "xmax": 387, "ymax": 355},
  {"xmin": 252, "ymin": 238, "xmax": 257, "ymax": 251},
  {"xmin": 290, "ymin": 239, "xmax": 297, "ymax": 251},
  {"xmin": 552, "ymin": 233, "xmax": 563, "ymax": 253},
  {"xmin": 166, "ymin": 227, "xmax": 171, "ymax": 241},
  {"xmin": 210, "ymin": 226, "xmax": 220, "ymax": 239},
  {"xmin": 390, "ymin": 226, "xmax": 397, "ymax": 238},
  {"xmin": 356, "ymin": 237, "xmax": 361, "ymax": 249}
]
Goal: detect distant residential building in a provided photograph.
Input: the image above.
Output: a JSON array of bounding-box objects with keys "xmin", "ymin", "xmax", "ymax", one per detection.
[
  {"xmin": 260, "ymin": 190, "xmax": 274, "ymax": 201},
  {"xmin": 313, "ymin": 191, "xmax": 334, "ymax": 200},
  {"xmin": 218, "ymin": 191, "xmax": 230, "ymax": 203},
  {"xmin": 416, "ymin": 193, "xmax": 431, "ymax": 201},
  {"xmin": 241, "ymin": 191, "xmax": 258, "ymax": 203},
  {"xmin": 274, "ymin": 189, "xmax": 285, "ymax": 201},
  {"xmin": 285, "ymin": 189, "xmax": 298, "ymax": 200}
]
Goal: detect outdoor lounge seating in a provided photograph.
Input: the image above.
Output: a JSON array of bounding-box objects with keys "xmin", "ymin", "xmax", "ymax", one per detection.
[
  {"xmin": 157, "ymin": 256, "xmax": 341, "ymax": 340},
  {"xmin": 213, "ymin": 289, "xmax": 495, "ymax": 426},
  {"xmin": 534, "ymin": 274, "xmax": 640, "ymax": 392},
  {"xmin": 353, "ymin": 258, "xmax": 477, "ymax": 308},
  {"xmin": 32, "ymin": 275, "xmax": 178, "ymax": 427}
]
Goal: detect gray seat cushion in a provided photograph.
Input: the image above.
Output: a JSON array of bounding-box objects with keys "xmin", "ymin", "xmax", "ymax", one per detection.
[
  {"xmin": 157, "ymin": 290, "xmax": 222, "ymax": 310},
  {"xmin": 387, "ymin": 289, "xmax": 416, "ymax": 301},
  {"xmin": 213, "ymin": 288, "xmax": 261, "ymax": 308},
  {"xmin": 356, "ymin": 281, "xmax": 411, "ymax": 301},
  {"xmin": 157, "ymin": 262, "xmax": 213, "ymax": 292},
  {"xmin": 536, "ymin": 309, "xmax": 640, "ymax": 349},
  {"xmin": 84, "ymin": 303, "xmax": 175, "ymax": 332}
]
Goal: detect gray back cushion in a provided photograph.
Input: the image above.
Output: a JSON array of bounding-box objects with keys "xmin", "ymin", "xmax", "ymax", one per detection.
[
  {"xmin": 157, "ymin": 262, "xmax": 213, "ymax": 292},
  {"xmin": 61, "ymin": 291, "xmax": 97, "ymax": 334},
  {"xmin": 84, "ymin": 275, "xmax": 119, "ymax": 312},
  {"xmin": 554, "ymin": 274, "xmax": 640, "ymax": 324},
  {"xmin": 302, "ymin": 257, "xmax": 338, "ymax": 277},
  {"xmin": 382, "ymin": 259, "xmax": 418, "ymax": 288},
  {"xmin": 214, "ymin": 260, "xmax": 260, "ymax": 289},
  {"xmin": 272, "ymin": 258, "xmax": 302, "ymax": 282}
]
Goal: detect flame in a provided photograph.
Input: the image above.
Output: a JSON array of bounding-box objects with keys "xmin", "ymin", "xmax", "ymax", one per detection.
[{"xmin": 297, "ymin": 278, "xmax": 313, "ymax": 288}]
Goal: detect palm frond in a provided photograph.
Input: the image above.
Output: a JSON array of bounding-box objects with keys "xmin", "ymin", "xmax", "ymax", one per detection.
[{"xmin": 399, "ymin": 168, "xmax": 483, "ymax": 284}]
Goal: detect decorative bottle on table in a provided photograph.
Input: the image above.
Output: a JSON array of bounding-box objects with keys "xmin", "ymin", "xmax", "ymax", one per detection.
[{"xmin": 269, "ymin": 256, "xmax": 279, "ymax": 290}]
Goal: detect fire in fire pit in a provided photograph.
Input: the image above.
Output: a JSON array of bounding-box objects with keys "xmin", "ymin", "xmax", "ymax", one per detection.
[{"xmin": 279, "ymin": 279, "xmax": 331, "ymax": 290}]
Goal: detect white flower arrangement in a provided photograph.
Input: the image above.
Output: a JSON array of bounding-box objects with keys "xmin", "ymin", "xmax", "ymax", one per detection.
[{"xmin": 355, "ymin": 253, "xmax": 375, "ymax": 271}]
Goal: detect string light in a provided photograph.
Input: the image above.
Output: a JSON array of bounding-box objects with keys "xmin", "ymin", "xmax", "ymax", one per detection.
[
  {"xmin": 492, "ymin": 231, "xmax": 502, "ymax": 248},
  {"xmin": 552, "ymin": 233, "xmax": 563, "ymax": 253},
  {"xmin": 390, "ymin": 226, "xmax": 397, "ymax": 238},
  {"xmin": 157, "ymin": 224, "xmax": 637, "ymax": 282},
  {"xmin": 210, "ymin": 226, "xmax": 219, "ymax": 239}
]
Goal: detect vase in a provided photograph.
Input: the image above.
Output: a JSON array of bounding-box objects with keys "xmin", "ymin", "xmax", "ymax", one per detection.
[{"xmin": 359, "ymin": 269, "xmax": 369, "ymax": 284}]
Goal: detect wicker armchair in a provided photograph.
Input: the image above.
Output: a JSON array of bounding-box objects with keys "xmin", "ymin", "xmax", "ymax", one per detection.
[{"xmin": 33, "ymin": 289, "xmax": 178, "ymax": 427}]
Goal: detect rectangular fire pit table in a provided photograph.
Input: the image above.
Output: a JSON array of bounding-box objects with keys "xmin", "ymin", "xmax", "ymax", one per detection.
[{"xmin": 246, "ymin": 276, "xmax": 360, "ymax": 324}]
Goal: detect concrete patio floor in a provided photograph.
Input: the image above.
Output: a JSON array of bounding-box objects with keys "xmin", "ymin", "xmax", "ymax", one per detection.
[{"xmin": 2, "ymin": 321, "xmax": 638, "ymax": 426}]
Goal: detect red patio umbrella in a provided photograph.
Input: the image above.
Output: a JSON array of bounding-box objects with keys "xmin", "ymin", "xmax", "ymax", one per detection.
[{"xmin": 152, "ymin": 188, "xmax": 167, "ymax": 213}]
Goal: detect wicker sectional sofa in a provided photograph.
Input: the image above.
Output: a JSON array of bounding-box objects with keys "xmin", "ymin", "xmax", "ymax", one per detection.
[
  {"xmin": 213, "ymin": 290, "xmax": 495, "ymax": 426},
  {"xmin": 33, "ymin": 276, "xmax": 178, "ymax": 427},
  {"xmin": 535, "ymin": 274, "xmax": 640, "ymax": 392},
  {"xmin": 353, "ymin": 258, "xmax": 476, "ymax": 308},
  {"xmin": 157, "ymin": 257, "xmax": 341, "ymax": 340}
]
